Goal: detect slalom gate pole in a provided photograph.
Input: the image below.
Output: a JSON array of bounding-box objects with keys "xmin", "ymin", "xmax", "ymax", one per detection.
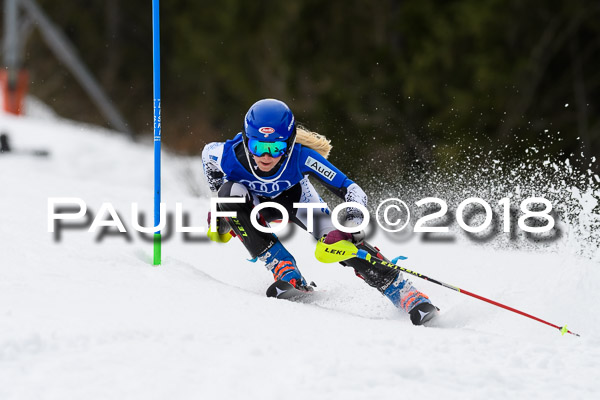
[
  {"xmin": 315, "ymin": 238, "xmax": 580, "ymax": 337},
  {"xmin": 152, "ymin": 0, "xmax": 161, "ymax": 266}
]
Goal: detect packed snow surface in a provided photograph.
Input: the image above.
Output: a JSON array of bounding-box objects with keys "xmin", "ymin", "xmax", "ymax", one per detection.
[{"xmin": 1, "ymin": 110, "xmax": 598, "ymax": 400}]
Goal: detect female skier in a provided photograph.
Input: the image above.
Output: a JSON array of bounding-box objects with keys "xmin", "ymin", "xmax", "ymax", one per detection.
[{"xmin": 202, "ymin": 98, "xmax": 438, "ymax": 325}]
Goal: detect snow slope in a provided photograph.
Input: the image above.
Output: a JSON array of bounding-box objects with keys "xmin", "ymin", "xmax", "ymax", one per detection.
[{"xmin": 1, "ymin": 110, "xmax": 599, "ymax": 400}]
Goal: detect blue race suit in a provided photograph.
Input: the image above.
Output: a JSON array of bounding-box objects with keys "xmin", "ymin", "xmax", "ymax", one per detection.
[{"xmin": 202, "ymin": 133, "xmax": 367, "ymax": 231}]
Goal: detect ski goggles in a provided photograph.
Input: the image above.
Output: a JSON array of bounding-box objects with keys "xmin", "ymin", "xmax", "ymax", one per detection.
[{"xmin": 247, "ymin": 138, "xmax": 288, "ymax": 157}]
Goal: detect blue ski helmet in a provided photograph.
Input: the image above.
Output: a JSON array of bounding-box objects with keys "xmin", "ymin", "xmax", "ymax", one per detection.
[{"xmin": 243, "ymin": 99, "xmax": 296, "ymax": 159}]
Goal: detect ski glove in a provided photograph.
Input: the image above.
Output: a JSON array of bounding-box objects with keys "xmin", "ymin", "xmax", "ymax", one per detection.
[
  {"xmin": 207, "ymin": 211, "xmax": 235, "ymax": 243},
  {"xmin": 323, "ymin": 229, "xmax": 365, "ymax": 245}
]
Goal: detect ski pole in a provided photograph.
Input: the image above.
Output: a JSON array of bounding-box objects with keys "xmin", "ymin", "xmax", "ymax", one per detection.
[
  {"xmin": 315, "ymin": 238, "xmax": 580, "ymax": 337},
  {"xmin": 152, "ymin": 0, "xmax": 162, "ymax": 266}
]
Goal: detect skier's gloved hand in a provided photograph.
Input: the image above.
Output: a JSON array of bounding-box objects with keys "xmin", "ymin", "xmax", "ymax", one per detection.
[
  {"xmin": 323, "ymin": 229, "xmax": 365, "ymax": 245},
  {"xmin": 207, "ymin": 211, "xmax": 235, "ymax": 243},
  {"xmin": 350, "ymin": 230, "xmax": 365, "ymax": 243}
]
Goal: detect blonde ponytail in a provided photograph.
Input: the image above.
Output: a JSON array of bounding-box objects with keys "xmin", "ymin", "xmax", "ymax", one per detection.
[{"xmin": 296, "ymin": 126, "xmax": 332, "ymax": 159}]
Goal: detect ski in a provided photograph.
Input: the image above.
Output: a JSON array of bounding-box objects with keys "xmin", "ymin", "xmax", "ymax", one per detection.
[
  {"xmin": 409, "ymin": 302, "xmax": 439, "ymax": 325},
  {"xmin": 266, "ymin": 280, "xmax": 316, "ymax": 302}
]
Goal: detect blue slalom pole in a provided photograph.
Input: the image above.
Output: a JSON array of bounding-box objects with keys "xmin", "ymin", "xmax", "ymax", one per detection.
[{"xmin": 152, "ymin": 0, "xmax": 161, "ymax": 265}]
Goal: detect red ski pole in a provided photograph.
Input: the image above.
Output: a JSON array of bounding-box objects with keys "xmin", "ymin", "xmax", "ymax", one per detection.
[{"xmin": 315, "ymin": 238, "xmax": 580, "ymax": 337}]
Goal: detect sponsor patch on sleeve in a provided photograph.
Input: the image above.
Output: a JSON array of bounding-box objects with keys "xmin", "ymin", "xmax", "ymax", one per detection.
[{"xmin": 305, "ymin": 156, "xmax": 337, "ymax": 181}]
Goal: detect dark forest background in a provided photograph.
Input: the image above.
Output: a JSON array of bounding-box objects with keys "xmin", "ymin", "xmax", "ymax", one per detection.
[{"xmin": 13, "ymin": 0, "xmax": 600, "ymax": 179}]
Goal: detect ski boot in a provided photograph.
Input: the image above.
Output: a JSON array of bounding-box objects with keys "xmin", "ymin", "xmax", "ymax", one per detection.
[
  {"xmin": 330, "ymin": 234, "xmax": 438, "ymax": 325},
  {"xmin": 258, "ymin": 240, "xmax": 313, "ymax": 292},
  {"xmin": 383, "ymin": 274, "xmax": 438, "ymax": 325}
]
